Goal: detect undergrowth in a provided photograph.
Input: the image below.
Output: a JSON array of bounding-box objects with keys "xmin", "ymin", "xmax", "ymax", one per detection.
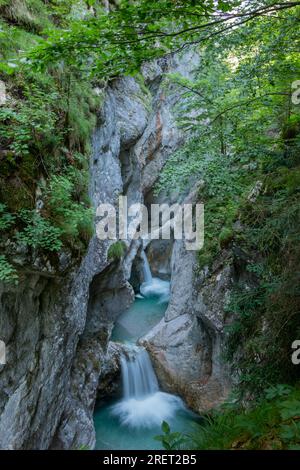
[
  {"xmin": 0, "ymin": 1, "xmax": 104, "ymax": 281},
  {"xmin": 157, "ymin": 384, "xmax": 300, "ymax": 450}
]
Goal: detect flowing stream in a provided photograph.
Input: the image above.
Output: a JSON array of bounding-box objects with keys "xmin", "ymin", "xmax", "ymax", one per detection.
[{"xmin": 94, "ymin": 252, "xmax": 199, "ymax": 450}]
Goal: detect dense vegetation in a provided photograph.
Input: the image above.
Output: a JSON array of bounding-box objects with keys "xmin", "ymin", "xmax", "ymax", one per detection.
[
  {"xmin": 155, "ymin": 1, "xmax": 300, "ymax": 397},
  {"xmin": 0, "ymin": 1, "xmax": 102, "ymax": 281},
  {"xmin": 157, "ymin": 384, "xmax": 300, "ymax": 450},
  {"xmin": 157, "ymin": 0, "xmax": 300, "ymax": 449},
  {"xmin": 153, "ymin": 0, "xmax": 300, "ymax": 448},
  {"xmin": 1, "ymin": 0, "xmax": 300, "ymax": 450}
]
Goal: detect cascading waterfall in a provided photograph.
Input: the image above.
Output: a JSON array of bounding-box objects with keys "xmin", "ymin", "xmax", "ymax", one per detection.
[
  {"xmin": 112, "ymin": 347, "xmax": 183, "ymax": 428},
  {"xmin": 94, "ymin": 250, "xmax": 197, "ymax": 448},
  {"xmin": 111, "ymin": 251, "xmax": 181, "ymax": 428},
  {"xmin": 121, "ymin": 348, "xmax": 159, "ymax": 399},
  {"xmin": 140, "ymin": 250, "xmax": 170, "ymax": 303},
  {"xmin": 141, "ymin": 250, "xmax": 153, "ymax": 284}
]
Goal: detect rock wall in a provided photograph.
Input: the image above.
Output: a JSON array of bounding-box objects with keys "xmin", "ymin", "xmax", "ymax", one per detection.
[
  {"xmin": 141, "ymin": 187, "xmax": 244, "ymax": 413},
  {"xmin": 0, "ymin": 50, "xmax": 199, "ymax": 449},
  {"xmin": 141, "ymin": 246, "xmax": 234, "ymax": 413}
]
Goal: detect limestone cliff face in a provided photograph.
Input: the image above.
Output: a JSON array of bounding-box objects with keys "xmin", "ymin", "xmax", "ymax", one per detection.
[
  {"xmin": 142, "ymin": 242, "xmax": 235, "ymax": 413},
  {"xmin": 142, "ymin": 220, "xmax": 252, "ymax": 414},
  {"xmin": 0, "ymin": 50, "xmax": 199, "ymax": 449},
  {"xmin": 141, "ymin": 184, "xmax": 242, "ymax": 414}
]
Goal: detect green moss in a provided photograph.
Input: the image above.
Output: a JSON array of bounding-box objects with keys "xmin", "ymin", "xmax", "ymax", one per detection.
[{"xmin": 107, "ymin": 241, "xmax": 127, "ymax": 261}]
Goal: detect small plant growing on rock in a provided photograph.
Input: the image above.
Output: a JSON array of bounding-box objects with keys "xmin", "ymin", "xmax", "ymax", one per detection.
[
  {"xmin": 0, "ymin": 255, "xmax": 18, "ymax": 283},
  {"xmin": 107, "ymin": 241, "xmax": 127, "ymax": 261},
  {"xmin": 154, "ymin": 421, "xmax": 187, "ymax": 450}
]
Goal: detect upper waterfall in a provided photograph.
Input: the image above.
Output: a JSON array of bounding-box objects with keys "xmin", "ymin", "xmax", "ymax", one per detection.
[
  {"xmin": 141, "ymin": 250, "xmax": 153, "ymax": 284},
  {"xmin": 140, "ymin": 251, "xmax": 170, "ymax": 303}
]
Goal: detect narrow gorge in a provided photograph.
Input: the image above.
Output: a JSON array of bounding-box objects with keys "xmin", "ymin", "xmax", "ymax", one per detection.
[
  {"xmin": 1, "ymin": 0, "xmax": 299, "ymax": 454},
  {"xmin": 1, "ymin": 50, "xmax": 230, "ymax": 450}
]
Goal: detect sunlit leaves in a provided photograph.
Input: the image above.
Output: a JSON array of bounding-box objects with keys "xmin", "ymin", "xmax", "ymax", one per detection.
[{"xmin": 28, "ymin": 0, "xmax": 236, "ymax": 76}]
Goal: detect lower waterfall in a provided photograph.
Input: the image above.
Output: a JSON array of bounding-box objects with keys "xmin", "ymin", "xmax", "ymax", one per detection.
[
  {"xmin": 111, "ymin": 348, "xmax": 183, "ymax": 428},
  {"xmin": 121, "ymin": 349, "xmax": 159, "ymax": 399}
]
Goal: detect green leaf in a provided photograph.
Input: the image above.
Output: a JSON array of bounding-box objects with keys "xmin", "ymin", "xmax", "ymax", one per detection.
[{"xmin": 161, "ymin": 421, "xmax": 170, "ymax": 435}]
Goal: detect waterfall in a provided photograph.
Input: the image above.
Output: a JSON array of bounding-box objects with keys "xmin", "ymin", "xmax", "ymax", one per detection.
[
  {"xmin": 121, "ymin": 349, "xmax": 159, "ymax": 399},
  {"xmin": 140, "ymin": 250, "xmax": 170, "ymax": 303},
  {"xmin": 141, "ymin": 250, "xmax": 153, "ymax": 284},
  {"xmin": 109, "ymin": 252, "xmax": 177, "ymax": 428},
  {"xmin": 112, "ymin": 347, "xmax": 183, "ymax": 428}
]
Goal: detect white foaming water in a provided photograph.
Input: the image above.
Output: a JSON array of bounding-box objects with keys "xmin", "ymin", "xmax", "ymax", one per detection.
[
  {"xmin": 141, "ymin": 250, "xmax": 153, "ymax": 284},
  {"xmin": 135, "ymin": 293, "xmax": 143, "ymax": 299},
  {"xmin": 121, "ymin": 348, "xmax": 159, "ymax": 398},
  {"xmin": 140, "ymin": 250, "xmax": 170, "ymax": 303},
  {"xmin": 111, "ymin": 349, "xmax": 184, "ymax": 428},
  {"xmin": 140, "ymin": 278, "xmax": 170, "ymax": 303},
  {"xmin": 112, "ymin": 392, "xmax": 183, "ymax": 428}
]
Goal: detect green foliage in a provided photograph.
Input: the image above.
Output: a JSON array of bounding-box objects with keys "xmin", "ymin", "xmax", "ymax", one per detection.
[
  {"xmin": 265, "ymin": 384, "xmax": 294, "ymax": 401},
  {"xmin": 156, "ymin": 385, "xmax": 300, "ymax": 450},
  {"xmin": 0, "ymin": 86, "xmax": 59, "ymax": 157},
  {"xmin": 107, "ymin": 241, "xmax": 126, "ymax": 261},
  {"xmin": 155, "ymin": 147, "xmax": 250, "ymax": 268},
  {"xmin": 16, "ymin": 209, "xmax": 63, "ymax": 251},
  {"xmin": 27, "ymin": 1, "xmax": 299, "ymax": 86},
  {"xmin": 155, "ymin": 3, "xmax": 300, "ymax": 271},
  {"xmin": 225, "ymin": 149, "xmax": 300, "ymax": 396},
  {"xmin": 0, "ymin": 255, "xmax": 18, "ymax": 283},
  {"xmin": 0, "ymin": 4, "xmax": 100, "ymax": 261},
  {"xmin": 0, "ymin": 203, "xmax": 16, "ymax": 231},
  {"xmin": 154, "ymin": 421, "xmax": 188, "ymax": 450},
  {"xmin": 28, "ymin": 0, "xmax": 236, "ymax": 76},
  {"xmin": 46, "ymin": 174, "xmax": 94, "ymax": 247}
]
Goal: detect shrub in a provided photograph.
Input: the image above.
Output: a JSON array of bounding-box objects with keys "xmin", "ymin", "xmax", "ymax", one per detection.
[
  {"xmin": 0, "ymin": 255, "xmax": 18, "ymax": 283},
  {"xmin": 156, "ymin": 385, "xmax": 300, "ymax": 450},
  {"xmin": 46, "ymin": 174, "xmax": 94, "ymax": 248},
  {"xmin": 16, "ymin": 209, "xmax": 62, "ymax": 251},
  {"xmin": 225, "ymin": 151, "xmax": 300, "ymax": 396}
]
